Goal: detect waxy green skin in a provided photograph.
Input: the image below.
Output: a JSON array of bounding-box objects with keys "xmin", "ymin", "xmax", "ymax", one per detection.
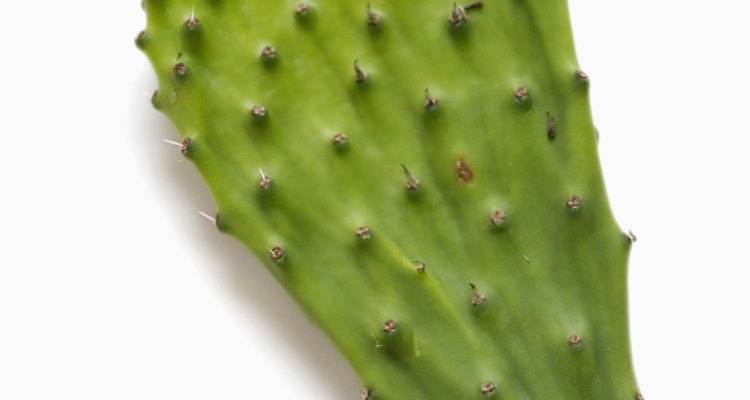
[{"xmin": 138, "ymin": 1, "xmax": 640, "ymax": 398}]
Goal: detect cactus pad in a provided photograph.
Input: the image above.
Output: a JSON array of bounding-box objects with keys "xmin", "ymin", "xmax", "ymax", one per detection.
[{"xmin": 138, "ymin": 1, "xmax": 640, "ymax": 398}]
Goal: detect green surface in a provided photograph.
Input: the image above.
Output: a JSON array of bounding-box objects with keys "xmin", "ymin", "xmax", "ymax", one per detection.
[{"xmin": 139, "ymin": 1, "xmax": 639, "ymax": 398}]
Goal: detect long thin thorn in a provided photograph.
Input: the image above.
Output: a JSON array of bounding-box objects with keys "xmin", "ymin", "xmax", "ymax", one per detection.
[
  {"xmin": 197, "ymin": 210, "xmax": 217, "ymax": 225},
  {"xmin": 163, "ymin": 139, "xmax": 182, "ymax": 147}
]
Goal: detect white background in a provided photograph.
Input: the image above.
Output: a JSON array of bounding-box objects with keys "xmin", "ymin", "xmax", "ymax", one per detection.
[{"xmin": 1, "ymin": 1, "xmax": 748, "ymax": 399}]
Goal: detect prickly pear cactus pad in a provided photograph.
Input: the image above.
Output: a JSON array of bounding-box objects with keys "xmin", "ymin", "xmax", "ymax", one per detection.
[{"xmin": 138, "ymin": 1, "xmax": 640, "ymax": 399}]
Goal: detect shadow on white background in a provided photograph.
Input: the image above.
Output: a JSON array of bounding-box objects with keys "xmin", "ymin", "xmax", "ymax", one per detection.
[{"xmin": 127, "ymin": 68, "xmax": 361, "ymax": 399}]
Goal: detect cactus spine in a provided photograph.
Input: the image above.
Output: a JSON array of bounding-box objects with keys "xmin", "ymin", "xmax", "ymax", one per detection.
[{"xmin": 138, "ymin": 1, "xmax": 641, "ymax": 399}]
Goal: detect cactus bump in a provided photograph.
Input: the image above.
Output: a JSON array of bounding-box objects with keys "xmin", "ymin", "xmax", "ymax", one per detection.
[{"xmin": 138, "ymin": 1, "xmax": 641, "ymax": 399}]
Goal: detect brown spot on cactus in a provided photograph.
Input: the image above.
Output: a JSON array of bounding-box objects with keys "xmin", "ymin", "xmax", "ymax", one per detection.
[
  {"xmin": 295, "ymin": 3, "xmax": 310, "ymax": 14},
  {"xmin": 258, "ymin": 169, "xmax": 273, "ymax": 190},
  {"xmin": 401, "ymin": 164, "xmax": 421, "ymax": 191},
  {"xmin": 449, "ymin": 2, "xmax": 481, "ymax": 26},
  {"xmin": 469, "ymin": 283, "xmax": 486, "ymax": 306},
  {"xmin": 354, "ymin": 59, "xmax": 368, "ymax": 83},
  {"xmin": 424, "ymin": 89, "xmax": 439, "ymax": 109},
  {"xmin": 449, "ymin": 3, "xmax": 468, "ymax": 26},
  {"xmin": 261, "ymin": 46, "xmax": 276, "ymax": 59},
  {"xmin": 356, "ymin": 226, "xmax": 371, "ymax": 240},
  {"xmin": 383, "ymin": 319, "xmax": 397, "ymax": 334},
  {"xmin": 172, "ymin": 62, "xmax": 188, "ymax": 77},
  {"xmin": 185, "ymin": 15, "xmax": 200, "ymax": 30},
  {"xmin": 332, "ymin": 133, "xmax": 347, "ymax": 143},
  {"xmin": 456, "ymin": 157, "xmax": 474, "ymax": 182},
  {"xmin": 567, "ymin": 195, "xmax": 581, "ymax": 210},
  {"xmin": 361, "ymin": 387, "xmax": 373, "ymax": 400},
  {"xmin": 513, "ymin": 86, "xmax": 529, "ymax": 104},
  {"xmin": 568, "ymin": 335, "xmax": 582, "ymax": 346},
  {"xmin": 180, "ymin": 137, "xmax": 192, "ymax": 154},
  {"xmin": 546, "ymin": 112, "xmax": 556, "ymax": 138},
  {"xmin": 250, "ymin": 105, "xmax": 267, "ymax": 118},
  {"xmin": 489, "ymin": 209, "xmax": 506, "ymax": 227},
  {"xmin": 367, "ymin": 3, "xmax": 381, "ymax": 26},
  {"xmin": 481, "ymin": 382, "xmax": 496, "ymax": 395},
  {"xmin": 331, "ymin": 133, "xmax": 349, "ymax": 153},
  {"xmin": 575, "ymin": 69, "xmax": 589, "ymax": 82},
  {"xmin": 413, "ymin": 260, "xmax": 426, "ymax": 272},
  {"xmin": 269, "ymin": 246, "xmax": 285, "ymax": 262},
  {"xmin": 331, "ymin": 133, "xmax": 348, "ymax": 148},
  {"xmin": 635, "ymin": 393, "xmax": 645, "ymax": 400},
  {"xmin": 627, "ymin": 230, "xmax": 638, "ymax": 243}
]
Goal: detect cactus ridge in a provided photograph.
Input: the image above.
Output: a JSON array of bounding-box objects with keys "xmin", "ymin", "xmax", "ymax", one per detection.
[{"xmin": 139, "ymin": 1, "xmax": 639, "ymax": 399}]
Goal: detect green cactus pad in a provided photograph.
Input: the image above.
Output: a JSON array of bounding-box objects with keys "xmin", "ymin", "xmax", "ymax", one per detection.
[{"xmin": 139, "ymin": 1, "xmax": 640, "ymax": 398}]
